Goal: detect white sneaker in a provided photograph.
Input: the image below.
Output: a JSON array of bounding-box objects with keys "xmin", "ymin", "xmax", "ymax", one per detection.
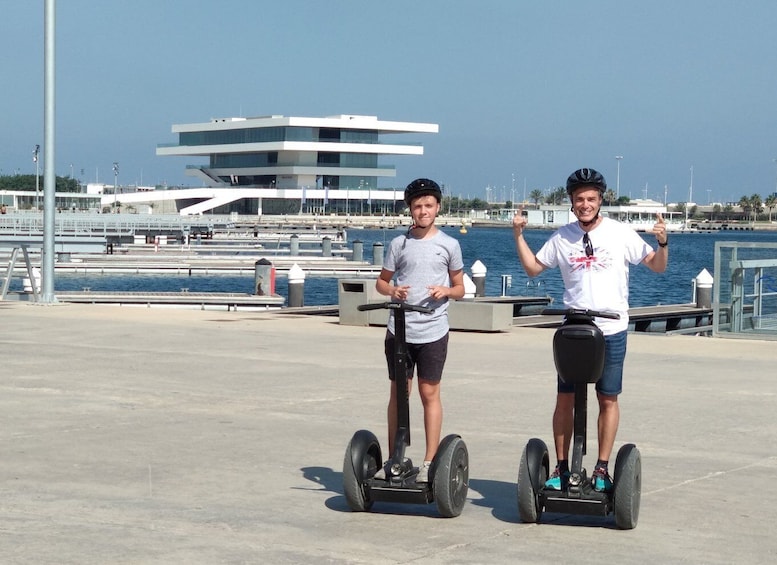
[{"xmin": 416, "ymin": 461, "xmax": 432, "ymax": 483}]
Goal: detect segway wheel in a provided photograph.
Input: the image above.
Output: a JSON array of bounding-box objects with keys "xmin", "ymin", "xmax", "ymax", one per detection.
[
  {"xmin": 433, "ymin": 435, "xmax": 469, "ymax": 518},
  {"xmin": 516, "ymin": 438, "xmax": 549, "ymax": 523},
  {"xmin": 613, "ymin": 443, "xmax": 641, "ymax": 530},
  {"xmin": 343, "ymin": 429, "xmax": 382, "ymax": 512}
]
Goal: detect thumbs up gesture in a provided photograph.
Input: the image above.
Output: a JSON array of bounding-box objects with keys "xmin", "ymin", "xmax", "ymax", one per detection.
[
  {"xmin": 512, "ymin": 205, "xmax": 528, "ymax": 234},
  {"xmin": 652, "ymin": 212, "xmax": 667, "ymax": 246}
]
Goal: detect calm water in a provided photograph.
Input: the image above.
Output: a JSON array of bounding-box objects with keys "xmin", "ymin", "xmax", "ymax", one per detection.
[{"xmin": 47, "ymin": 226, "xmax": 777, "ymax": 307}]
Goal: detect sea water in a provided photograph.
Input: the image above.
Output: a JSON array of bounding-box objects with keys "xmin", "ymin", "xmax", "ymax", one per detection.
[{"xmin": 49, "ymin": 227, "xmax": 777, "ymax": 308}]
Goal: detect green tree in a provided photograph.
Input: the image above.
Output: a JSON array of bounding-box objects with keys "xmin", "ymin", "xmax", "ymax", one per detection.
[
  {"xmin": 750, "ymin": 193, "xmax": 763, "ymax": 221},
  {"xmin": 738, "ymin": 195, "xmax": 752, "ymax": 222},
  {"xmin": 545, "ymin": 186, "xmax": 566, "ymax": 205},
  {"xmin": 765, "ymin": 194, "xmax": 777, "ymax": 222},
  {"xmin": 0, "ymin": 174, "xmax": 80, "ymax": 192},
  {"xmin": 529, "ymin": 189, "xmax": 544, "ymax": 207},
  {"xmin": 603, "ymin": 189, "xmax": 617, "ymax": 206}
]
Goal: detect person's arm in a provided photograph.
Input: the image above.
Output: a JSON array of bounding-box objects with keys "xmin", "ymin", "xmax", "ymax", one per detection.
[
  {"xmin": 642, "ymin": 246, "xmax": 668, "ymax": 273},
  {"xmin": 427, "ymin": 268, "xmax": 465, "ymax": 301},
  {"xmin": 512, "ymin": 207, "xmax": 547, "ymax": 277},
  {"xmin": 642, "ymin": 212, "xmax": 668, "ymax": 273},
  {"xmin": 376, "ymin": 268, "xmax": 410, "ymax": 301}
]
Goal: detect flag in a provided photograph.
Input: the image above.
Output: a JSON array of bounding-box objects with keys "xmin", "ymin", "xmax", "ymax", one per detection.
[
  {"xmin": 33, "ymin": 145, "xmax": 39, "ymax": 162},
  {"xmin": 324, "ymin": 184, "xmax": 329, "ymax": 206},
  {"xmin": 301, "ymin": 185, "xmax": 307, "ymax": 204}
]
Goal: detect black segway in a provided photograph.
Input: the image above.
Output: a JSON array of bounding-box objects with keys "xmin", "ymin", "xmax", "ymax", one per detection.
[
  {"xmin": 516, "ymin": 308, "xmax": 641, "ymax": 530},
  {"xmin": 343, "ymin": 301, "xmax": 469, "ymax": 518}
]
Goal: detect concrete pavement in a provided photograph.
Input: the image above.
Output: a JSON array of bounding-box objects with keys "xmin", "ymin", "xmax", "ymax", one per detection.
[{"xmin": 1, "ymin": 301, "xmax": 775, "ymax": 564}]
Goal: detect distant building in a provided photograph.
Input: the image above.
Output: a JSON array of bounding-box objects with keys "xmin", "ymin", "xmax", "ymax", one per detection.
[{"xmin": 156, "ymin": 114, "xmax": 438, "ymax": 215}]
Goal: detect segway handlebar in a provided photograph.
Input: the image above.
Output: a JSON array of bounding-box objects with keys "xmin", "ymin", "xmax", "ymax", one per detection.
[
  {"xmin": 542, "ymin": 307, "xmax": 620, "ymax": 320},
  {"xmin": 358, "ymin": 301, "xmax": 434, "ymax": 315}
]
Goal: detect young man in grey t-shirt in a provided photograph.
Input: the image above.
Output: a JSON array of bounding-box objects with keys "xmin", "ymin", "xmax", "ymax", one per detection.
[{"xmin": 373, "ymin": 178, "xmax": 465, "ymax": 483}]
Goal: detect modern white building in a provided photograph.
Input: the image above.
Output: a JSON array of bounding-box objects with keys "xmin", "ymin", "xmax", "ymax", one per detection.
[{"xmin": 156, "ymin": 114, "xmax": 438, "ymax": 215}]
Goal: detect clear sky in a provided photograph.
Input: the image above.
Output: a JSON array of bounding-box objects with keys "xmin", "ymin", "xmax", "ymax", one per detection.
[{"xmin": 3, "ymin": 0, "xmax": 776, "ymax": 204}]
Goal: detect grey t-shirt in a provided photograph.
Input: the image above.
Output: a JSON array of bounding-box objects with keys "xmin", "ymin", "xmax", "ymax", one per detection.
[{"xmin": 383, "ymin": 229, "xmax": 464, "ymax": 343}]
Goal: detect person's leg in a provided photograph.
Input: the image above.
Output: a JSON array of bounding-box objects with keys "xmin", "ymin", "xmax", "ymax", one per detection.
[
  {"xmin": 412, "ymin": 334, "xmax": 448, "ymax": 463},
  {"xmin": 595, "ymin": 330, "xmax": 627, "ymax": 463},
  {"xmin": 552, "ymin": 392, "xmax": 575, "ymax": 462},
  {"xmin": 418, "ymin": 379, "xmax": 442, "ymax": 461},
  {"xmin": 596, "ymin": 392, "xmax": 619, "ymax": 462}
]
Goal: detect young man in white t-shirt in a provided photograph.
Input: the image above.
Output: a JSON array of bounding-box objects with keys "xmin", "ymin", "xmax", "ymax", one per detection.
[
  {"xmin": 512, "ymin": 168, "xmax": 668, "ymax": 492},
  {"xmin": 373, "ymin": 178, "xmax": 465, "ymax": 483}
]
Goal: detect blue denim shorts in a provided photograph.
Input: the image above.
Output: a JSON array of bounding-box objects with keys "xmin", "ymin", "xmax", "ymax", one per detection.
[{"xmin": 557, "ymin": 330, "xmax": 627, "ymax": 396}]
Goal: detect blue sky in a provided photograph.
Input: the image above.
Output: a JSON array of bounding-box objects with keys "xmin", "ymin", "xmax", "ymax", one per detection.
[{"xmin": 2, "ymin": 0, "xmax": 776, "ymax": 204}]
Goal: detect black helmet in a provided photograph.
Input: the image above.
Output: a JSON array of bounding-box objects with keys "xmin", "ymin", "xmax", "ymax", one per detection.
[
  {"xmin": 404, "ymin": 178, "xmax": 442, "ymax": 206},
  {"xmin": 566, "ymin": 168, "xmax": 607, "ymax": 197}
]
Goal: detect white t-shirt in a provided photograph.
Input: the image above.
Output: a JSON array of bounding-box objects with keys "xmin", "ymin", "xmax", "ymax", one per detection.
[{"xmin": 535, "ymin": 217, "xmax": 653, "ymax": 335}]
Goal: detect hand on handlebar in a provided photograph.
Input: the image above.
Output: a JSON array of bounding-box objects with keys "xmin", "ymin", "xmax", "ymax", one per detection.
[
  {"xmin": 391, "ymin": 285, "xmax": 410, "ymax": 302},
  {"xmin": 426, "ymin": 285, "xmax": 449, "ymax": 301}
]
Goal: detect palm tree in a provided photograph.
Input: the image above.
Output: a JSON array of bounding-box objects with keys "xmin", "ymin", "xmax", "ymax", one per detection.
[
  {"xmin": 603, "ymin": 189, "xmax": 617, "ymax": 206},
  {"xmin": 529, "ymin": 189, "xmax": 544, "ymax": 207},
  {"xmin": 750, "ymin": 193, "xmax": 763, "ymax": 222},
  {"xmin": 549, "ymin": 186, "xmax": 566, "ymax": 205},
  {"xmin": 738, "ymin": 195, "xmax": 752, "ymax": 222},
  {"xmin": 765, "ymin": 194, "xmax": 777, "ymax": 222}
]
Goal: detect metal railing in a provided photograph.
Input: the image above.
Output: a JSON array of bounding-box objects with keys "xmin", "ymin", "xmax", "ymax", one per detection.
[
  {"xmin": 713, "ymin": 241, "xmax": 777, "ymax": 339},
  {"xmin": 0, "ymin": 212, "xmax": 232, "ymax": 236}
]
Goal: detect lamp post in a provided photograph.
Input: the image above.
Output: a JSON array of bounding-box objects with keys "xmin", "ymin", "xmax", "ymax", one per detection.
[
  {"xmin": 33, "ymin": 144, "xmax": 40, "ymax": 210},
  {"xmin": 615, "ymin": 155, "xmax": 623, "ymax": 199},
  {"xmin": 773, "ymin": 158, "xmax": 777, "ymax": 195},
  {"xmin": 112, "ymin": 162, "xmax": 119, "ymax": 212}
]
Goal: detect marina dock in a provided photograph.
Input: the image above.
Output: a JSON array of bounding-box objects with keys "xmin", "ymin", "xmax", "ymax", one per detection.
[{"xmin": 1, "ymin": 301, "xmax": 774, "ymax": 563}]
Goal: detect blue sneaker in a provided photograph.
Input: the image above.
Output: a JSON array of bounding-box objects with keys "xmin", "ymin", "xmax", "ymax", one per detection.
[
  {"xmin": 544, "ymin": 466, "xmax": 570, "ymax": 490},
  {"xmin": 592, "ymin": 466, "xmax": 613, "ymax": 492}
]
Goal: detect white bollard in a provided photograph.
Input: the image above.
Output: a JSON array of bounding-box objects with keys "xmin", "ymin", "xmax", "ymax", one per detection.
[
  {"xmin": 471, "ymin": 260, "xmax": 487, "ymax": 297},
  {"xmin": 287, "ymin": 263, "xmax": 306, "ymax": 307},
  {"xmin": 695, "ymin": 268, "xmax": 714, "ymax": 308},
  {"xmin": 462, "ymin": 273, "xmax": 477, "ymax": 300}
]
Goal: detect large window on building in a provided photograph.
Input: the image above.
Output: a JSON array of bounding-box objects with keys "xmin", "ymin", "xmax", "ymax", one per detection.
[
  {"xmin": 317, "ymin": 152, "xmax": 340, "ymax": 166},
  {"xmin": 342, "ymin": 130, "xmax": 378, "ymax": 144},
  {"xmin": 342, "ymin": 153, "xmax": 378, "ymax": 168},
  {"xmin": 211, "ymin": 152, "xmax": 278, "ymax": 168}
]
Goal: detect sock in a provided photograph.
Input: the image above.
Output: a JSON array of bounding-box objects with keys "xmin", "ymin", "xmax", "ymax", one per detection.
[
  {"xmin": 557, "ymin": 459, "xmax": 569, "ymax": 473},
  {"xmin": 596, "ymin": 459, "xmax": 609, "ymax": 471}
]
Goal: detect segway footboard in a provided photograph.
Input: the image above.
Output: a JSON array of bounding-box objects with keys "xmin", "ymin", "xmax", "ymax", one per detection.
[{"xmin": 541, "ymin": 488, "xmax": 612, "ymax": 516}]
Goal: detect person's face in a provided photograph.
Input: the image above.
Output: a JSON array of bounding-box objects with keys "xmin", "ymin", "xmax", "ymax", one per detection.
[
  {"xmin": 570, "ymin": 187, "xmax": 602, "ymax": 223},
  {"xmin": 409, "ymin": 194, "xmax": 440, "ymax": 227}
]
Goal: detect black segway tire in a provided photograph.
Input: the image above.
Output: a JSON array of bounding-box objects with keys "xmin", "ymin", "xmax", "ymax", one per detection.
[
  {"xmin": 613, "ymin": 443, "xmax": 641, "ymax": 529},
  {"xmin": 432, "ymin": 435, "xmax": 469, "ymax": 518},
  {"xmin": 343, "ymin": 429, "xmax": 382, "ymax": 512},
  {"xmin": 517, "ymin": 438, "xmax": 549, "ymax": 523}
]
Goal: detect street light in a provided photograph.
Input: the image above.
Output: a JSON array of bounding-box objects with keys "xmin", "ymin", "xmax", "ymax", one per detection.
[
  {"xmin": 773, "ymin": 158, "xmax": 777, "ymax": 195},
  {"xmin": 112, "ymin": 162, "xmax": 119, "ymax": 211},
  {"xmin": 33, "ymin": 144, "xmax": 40, "ymax": 210},
  {"xmin": 615, "ymin": 155, "xmax": 623, "ymax": 199}
]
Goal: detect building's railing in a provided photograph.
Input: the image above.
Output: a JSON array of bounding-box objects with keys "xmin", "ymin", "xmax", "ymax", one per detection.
[
  {"xmin": 713, "ymin": 241, "xmax": 777, "ymax": 339},
  {"xmin": 0, "ymin": 213, "xmax": 231, "ymax": 236}
]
